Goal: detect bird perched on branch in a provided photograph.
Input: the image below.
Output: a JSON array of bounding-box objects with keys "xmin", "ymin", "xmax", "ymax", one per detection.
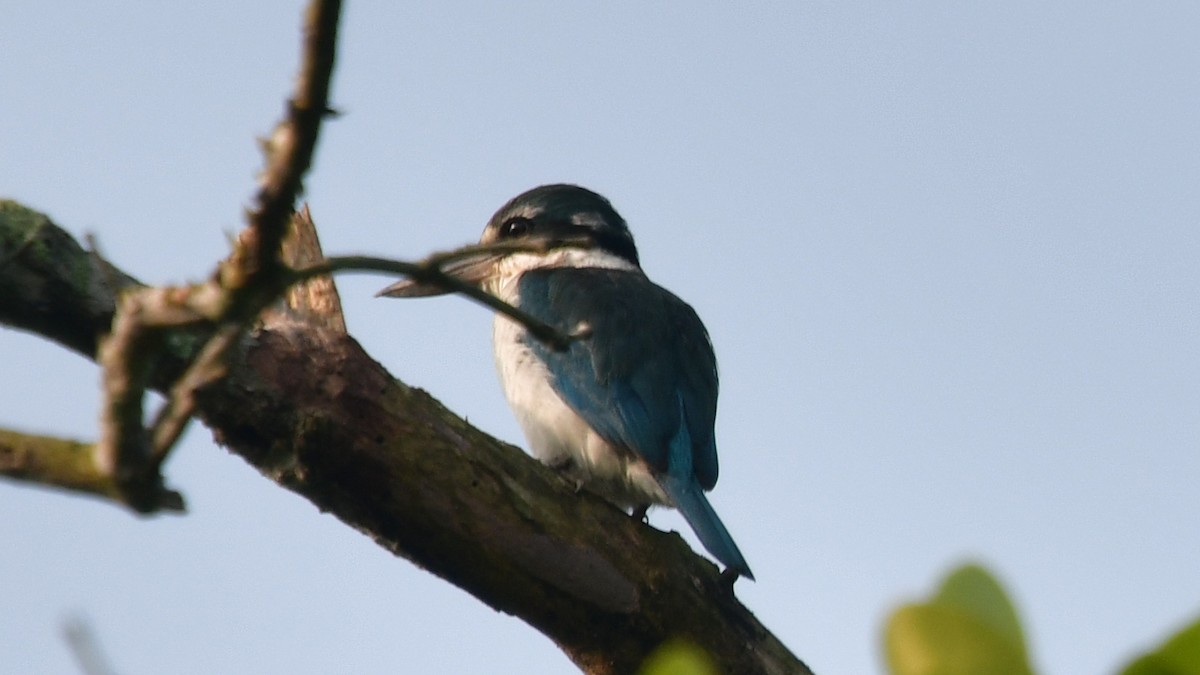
[{"xmin": 378, "ymin": 184, "xmax": 753, "ymax": 580}]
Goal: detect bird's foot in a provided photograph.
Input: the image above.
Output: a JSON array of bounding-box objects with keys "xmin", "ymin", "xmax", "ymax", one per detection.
[
  {"xmin": 547, "ymin": 458, "xmax": 584, "ymax": 492},
  {"xmin": 719, "ymin": 567, "xmax": 742, "ymax": 589},
  {"xmin": 630, "ymin": 504, "xmax": 650, "ymax": 523}
]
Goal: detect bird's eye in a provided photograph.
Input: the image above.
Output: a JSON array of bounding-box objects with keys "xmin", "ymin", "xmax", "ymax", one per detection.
[{"xmin": 498, "ymin": 216, "xmax": 533, "ymax": 239}]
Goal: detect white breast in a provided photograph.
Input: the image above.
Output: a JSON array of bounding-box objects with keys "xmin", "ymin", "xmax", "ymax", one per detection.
[{"xmin": 486, "ymin": 259, "xmax": 669, "ymax": 509}]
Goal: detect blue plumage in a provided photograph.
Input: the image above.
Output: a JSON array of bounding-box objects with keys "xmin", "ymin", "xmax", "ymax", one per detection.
[
  {"xmin": 517, "ymin": 269, "xmax": 718, "ymax": 486},
  {"xmin": 517, "ymin": 268, "xmax": 752, "ymax": 579}
]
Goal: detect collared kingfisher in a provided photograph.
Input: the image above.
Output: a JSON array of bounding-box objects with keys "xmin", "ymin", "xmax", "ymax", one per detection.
[{"xmin": 378, "ymin": 184, "xmax": 753, "ymax": 580}]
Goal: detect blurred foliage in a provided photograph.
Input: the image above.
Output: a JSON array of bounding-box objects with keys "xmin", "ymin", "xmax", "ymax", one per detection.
[
  {"xmin": 638, "ymin": 639, "xmax": 718, "ymax": 675},
  {"xmin": 1120, "ymin": 615, "xmax": 1200, "ymax": 675},
  {"xmin": 886, "ymin": 562, "xmax": 1200, "ymax": 675},
  {"xmin": 885, "ymin": 563, "xmax": 1034, "ymax": 675}
]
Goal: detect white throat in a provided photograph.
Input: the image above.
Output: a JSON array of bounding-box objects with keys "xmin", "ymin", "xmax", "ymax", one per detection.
[{"xmin": 484, "ymin": 248, "xmax": 640, "ymax": 299}]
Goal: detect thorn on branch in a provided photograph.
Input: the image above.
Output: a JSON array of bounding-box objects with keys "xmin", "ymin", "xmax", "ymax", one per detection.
[{"xmin": 269, "ymin": 205, "xmax": 346, "ymax": 334}]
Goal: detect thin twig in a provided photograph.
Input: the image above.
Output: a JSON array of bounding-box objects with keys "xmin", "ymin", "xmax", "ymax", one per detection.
[
  {"xmin": 294, "ymin": 236, "xmax": 596, "ymax": 351},
  {"xmin": 243, "ymin": 0, "xmax": 342, "ymax": 277},
  {"xmin": 95, "ymin": 294, "xmax": 157, "ymax": 482},
  {"xmin": 95, "ymin": 288, "xmax": 196, "ymax": 512},
  {"xmin": 89, "ymin": 0, "xmax": 344, "ymax": 513},
  {"xmin": 63, "ymin": 616, "xmax": 118, "ymax": 675},
  {"xmin": 299, "ymin": 255, "xmax": 575, "ymax": 350},
  {"xmin": 148, "ymin": 321, "xmax": 243, "ymax": 466}
]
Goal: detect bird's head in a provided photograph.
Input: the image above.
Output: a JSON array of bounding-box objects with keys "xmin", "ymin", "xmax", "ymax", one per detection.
[{"xmin": 378, "ymin": 184, "xmax": 640, "ymax": 298}]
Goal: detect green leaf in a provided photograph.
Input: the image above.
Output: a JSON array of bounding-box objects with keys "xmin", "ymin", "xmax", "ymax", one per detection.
[
  {"xmin": 1120, "ymin": 615, "xmax": 1200, "ymax": 675},
  {"xmin": 638, "ymin": 639, "xmax": 718, "ymax": 675},
  {"xmin": 885, "ymin": 562, "xmax": 1035, "ymax": 675},
  {"xmin": 934, "ymin": 563, "xmax": 1028, "ymax": 661}
]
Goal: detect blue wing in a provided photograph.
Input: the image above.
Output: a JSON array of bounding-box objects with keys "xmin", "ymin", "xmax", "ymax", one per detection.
[
  {"xmin": 518, "ymin": 269, "xmax": 753, "ymax": 579},
  {"xmin": 517, "ymin": 268, "xmax": 719, "ymax": 488}
]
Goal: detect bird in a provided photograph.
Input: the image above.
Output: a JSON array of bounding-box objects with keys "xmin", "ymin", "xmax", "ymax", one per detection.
[{"xmin": 377, "ymin": 184, "xmax": 753, "ymax": 580}]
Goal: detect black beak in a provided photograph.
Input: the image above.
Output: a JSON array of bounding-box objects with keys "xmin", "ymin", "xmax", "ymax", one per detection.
[{"xmin": 375, "ymin": 251, "xmax": 501, "ymax": 298}]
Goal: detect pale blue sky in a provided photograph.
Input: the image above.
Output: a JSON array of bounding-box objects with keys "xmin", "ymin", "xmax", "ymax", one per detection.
[{"xmin": 2, "ymin": 2, "xmax": 1198, "ymax": 674}]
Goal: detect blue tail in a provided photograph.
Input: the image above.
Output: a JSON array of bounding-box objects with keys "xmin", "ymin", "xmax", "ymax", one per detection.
[{"xmin": 661, "ymin": 476, "xmax": 754, "ymax": 581}]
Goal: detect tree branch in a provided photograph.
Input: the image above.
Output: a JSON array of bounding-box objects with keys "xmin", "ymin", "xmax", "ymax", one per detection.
[
  {"xmin": 0, "ymin": 427, "xmax": 182, "ymax": 510},
  {"xmin": 0, "ymin": 1, "xmax": 810, "ymax": 670},
  {"xmin": 0, "ymin": 202, "xmax": 811, "ymax": 675}
]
